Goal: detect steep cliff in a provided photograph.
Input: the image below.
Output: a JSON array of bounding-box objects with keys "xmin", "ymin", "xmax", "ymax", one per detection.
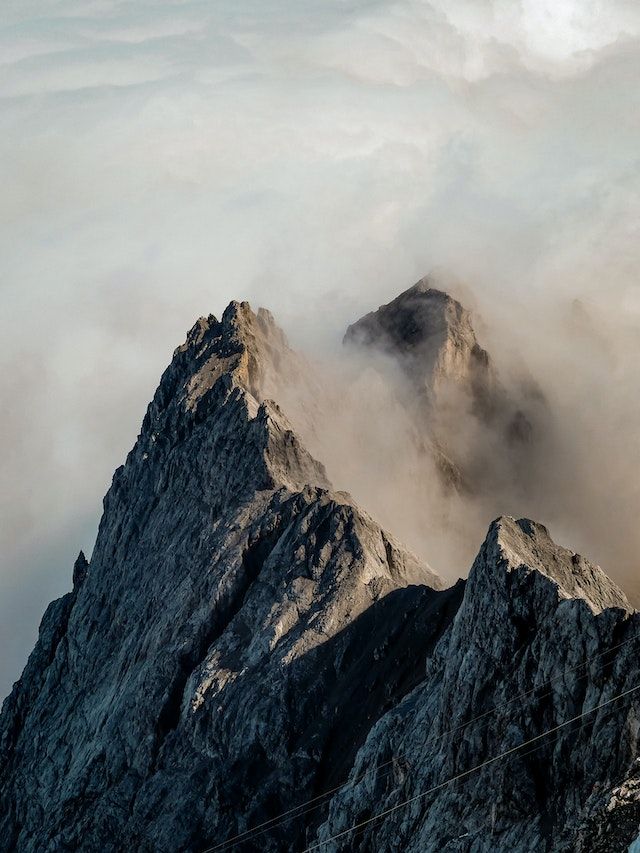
[
  {"xmin": 1, "ymin": 295, "xmax": 639, "ymax": 853},
  {"xmin": 344, "ymin": 277, "xmax": 544, "ymax": 491},
  {"xmin": 0, "ymin": 300, "xmax": 447, "ymax": 852},
  {"xmin": 315, "ymin": 517, "xmax": 639, "ymax": 852}
]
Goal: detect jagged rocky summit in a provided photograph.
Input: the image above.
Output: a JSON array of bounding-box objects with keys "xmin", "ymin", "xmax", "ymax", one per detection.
[
  {"xmin": 345, "ymin": 277, "xmax": 544, "ymax": 490},
  {"xmin": 345, "ymin": 278, "xmax": 497, "ymax": 414},
  {"xmin": 1, "ymin": 286, "xmax": 639, "ymax": 852}
]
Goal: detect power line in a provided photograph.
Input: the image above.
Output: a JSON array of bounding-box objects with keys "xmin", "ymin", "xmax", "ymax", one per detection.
[
  {"xmin": 302, "ymin": 681, "xmax": 640, "ymax": 852},
  {"xmin": 202, "ymin": 627, "xmax": 639, "ymax": 852},
  {"xmin": 343, "ymin": 708, "xmax": 602, "ymax": 850}
]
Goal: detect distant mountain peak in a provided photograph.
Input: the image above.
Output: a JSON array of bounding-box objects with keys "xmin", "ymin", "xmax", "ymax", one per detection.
[
  {"xmin": 344, "ymin": 275, "xmax": 495, "ymax": 411},
  {"xmin": 343, "ymin": 275, "xmax": 545, "ymax": 494}
]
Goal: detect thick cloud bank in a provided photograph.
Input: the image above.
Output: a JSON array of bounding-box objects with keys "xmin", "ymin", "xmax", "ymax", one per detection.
[{"xmin": 1, "ymin": 0, "xmax": 640, "ymax": 698}]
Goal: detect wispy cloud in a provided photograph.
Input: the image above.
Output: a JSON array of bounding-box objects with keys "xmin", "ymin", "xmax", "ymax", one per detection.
[{"xmin": 1, "ymin": 0, "xmax": 640, "ymax": 698}]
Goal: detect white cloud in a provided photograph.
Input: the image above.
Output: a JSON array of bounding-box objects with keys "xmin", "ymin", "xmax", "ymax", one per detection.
[{"xmin": 1, "ymin": 0, "xmax": 640, "ymax": 697}]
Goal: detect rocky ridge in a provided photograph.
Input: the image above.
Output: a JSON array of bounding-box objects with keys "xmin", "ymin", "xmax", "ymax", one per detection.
[
  {"xmin": 0, "ymin": 299, "xmax": 445, "ymax": 852},
  {"xmin": 1, "ymin": 290, "xmax": 639, "ymax": 852},
  {"xmin": 317, "ymin": 517, "xmax": 638, "ymax": 851}
]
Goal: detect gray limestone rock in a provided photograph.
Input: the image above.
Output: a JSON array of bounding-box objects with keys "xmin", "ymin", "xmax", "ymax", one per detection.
[
  {"xmin": 315, "ymin": 517, "xmax": 639, "ymax": 852},
  {"xmin": 0, "ymin": 300, "xmax": 445, "ymax": 852},
  {"xmin": 344, "ymin": 278, "xmax": 497, "ymax": 418},
  {"xmin": 1, "ymin": 295, "xmax": 638, "ymax": 853}
]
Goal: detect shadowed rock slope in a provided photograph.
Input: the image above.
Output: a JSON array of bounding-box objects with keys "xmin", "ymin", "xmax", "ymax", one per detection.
[
  {"xmin": 316, "ymin": 518, "xmax": 639, "ymax": 852},
  {"xmin": 0, "ymin": 301, "xmax": 446, "ymax": 852},
  {"xmin": 1, "ymin": 299, "xmax": 639, "ymax": 853}
]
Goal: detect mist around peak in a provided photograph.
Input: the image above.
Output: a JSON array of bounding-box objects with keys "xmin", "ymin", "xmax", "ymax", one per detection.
[
  {"xmin": 3, "ymin": 0, "xmax": 640, "ymax": 699},
  {"xmin": 271, "ymin": 275, "xmax": 640, "ymax": 599}
]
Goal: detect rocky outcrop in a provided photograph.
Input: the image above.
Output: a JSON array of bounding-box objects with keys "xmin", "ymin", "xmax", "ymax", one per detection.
[
  {"xmin": 1, "ymin": 296, "xmax": 639, "ymax": 853},
  {"xmin": 344, "ymin": 277, "xmax": 544, "ymax": 491},
  {"xmin": 345, "ymin": 279, "xmax": 497, "ymax": 418},
  {"xmin": 315, "ymin": 517, "xmax": 639, "ymax": 852},
  {"xmin": 0, "ymin": 300, "xmax": 446, "ymax": 852}
]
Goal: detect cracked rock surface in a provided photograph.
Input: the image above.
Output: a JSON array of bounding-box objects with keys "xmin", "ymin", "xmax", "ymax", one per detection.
[
  {"xmin": 1, "ymin": 297, "xmax": 639, "ymax": 853},
  {"xmin": 0, "ymin": 300, "xmax": 445, "ymax": 852},
  {"xmin": 316, "ymin": 518, "xmax": 639, "ymax": 852}
]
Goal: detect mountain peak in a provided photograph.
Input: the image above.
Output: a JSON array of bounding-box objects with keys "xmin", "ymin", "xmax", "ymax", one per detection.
[
  {"xmin": 131, "ymin": 299, "xmax": 330, "ymax": 507},
  {"xmin": 478, "ymin": 515, "xmax": 631, "ymax": 615},
  {"xmin": 2, "ymin": 293, "xmax": 638, "ymax": 853},
  {"xmin": 174, "ymin": 300, "xmax": 290, "ymax": 412},
  {"xmin": 0, "ymin": 293, "xmax": 448, "ymax": 853},
  {"xmin": 345, "ymin": 277, "xmax": 471, "ymax": 349},
  {"xmin": 404, "ymin": 276, "xmax": 457, "ymax": 301},
  {"xmin": 342, "ymin": 276, "xmax": 545, "ymax": 496},
  {"xmin": 344, "ymin": 275, "xmax": 495, "ymax": 410},
  {"xmin": 318, "ymin": 512, "xmax": 639, "ymax": 853}
]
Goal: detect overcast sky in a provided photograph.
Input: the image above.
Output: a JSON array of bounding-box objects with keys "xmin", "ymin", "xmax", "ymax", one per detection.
[{"xmin": 2, "ymin": 0, "xmax": 640, "ymax": 700}]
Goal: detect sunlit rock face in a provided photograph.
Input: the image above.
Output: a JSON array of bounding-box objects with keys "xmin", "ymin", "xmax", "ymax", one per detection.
[{"xmin": 1, "ymin": 296, "xmax": 638, "ymax": 853}]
